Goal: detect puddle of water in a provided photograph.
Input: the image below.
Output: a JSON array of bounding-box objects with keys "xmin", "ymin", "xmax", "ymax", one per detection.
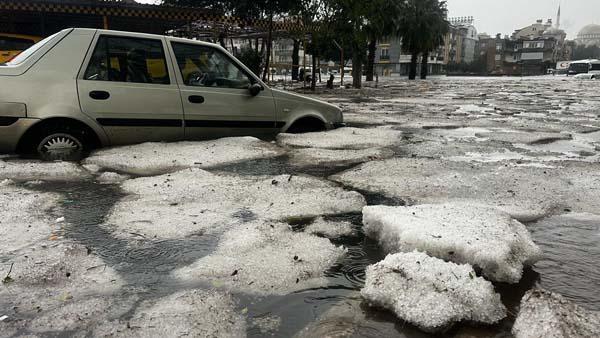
[
  {"xmin": 529, "ymin": 214, "xmax": 600, "ymax": 311},
  {"xmin": 29, "ymin": 181, "xmax": 219, "ymax": 287},
  {"xmin": 211, "ymin": 155, "xmax": 359, "ymax": 178},
  {"xmin": 516, "ymin": 139, "xmax": 596, "ymax": 157}
]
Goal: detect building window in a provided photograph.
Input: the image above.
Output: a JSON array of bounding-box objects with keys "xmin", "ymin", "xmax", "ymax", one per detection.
[{"xmin": 380, "ymin": 48, "xmax": 390, "ymax": 61}]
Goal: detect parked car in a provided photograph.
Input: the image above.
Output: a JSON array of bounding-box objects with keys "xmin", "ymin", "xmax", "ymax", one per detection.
[
  {"xmin": 573, "ymin": 73, "xmax": 598, "ymax": 80},
  {"xmin": 0, "ymin": 28, "xmax": 344, "ymax": 159}
]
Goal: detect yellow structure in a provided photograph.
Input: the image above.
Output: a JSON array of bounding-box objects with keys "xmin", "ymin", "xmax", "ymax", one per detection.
[{"xmin": 0, "ymin": 33, "xmax": 41, "ymax": 63}]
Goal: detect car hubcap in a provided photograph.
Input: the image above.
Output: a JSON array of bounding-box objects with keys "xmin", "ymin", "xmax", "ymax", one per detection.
[{"xmin": 38, "ymin": 133, "xmax": 83, "ymax": 160}]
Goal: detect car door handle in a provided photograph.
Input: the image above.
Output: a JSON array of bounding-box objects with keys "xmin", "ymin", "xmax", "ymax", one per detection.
[
  {"xmin": 188, "ymin": 95, "xmax": 205, "ymax": 104},
  {"xmin": 89, "ymin": 91, "xmax": 110, "ymax": 100}
]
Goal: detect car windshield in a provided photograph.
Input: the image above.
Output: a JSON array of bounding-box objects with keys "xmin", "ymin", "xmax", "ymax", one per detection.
[{"xmin": 4, "ymin": 32, "xmax": 59, "ymax": 66}]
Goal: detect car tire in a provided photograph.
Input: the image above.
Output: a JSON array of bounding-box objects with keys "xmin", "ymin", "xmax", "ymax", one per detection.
[{"xmin": 29, "ymin": 126, "xmax": 90, "ymax": 161}]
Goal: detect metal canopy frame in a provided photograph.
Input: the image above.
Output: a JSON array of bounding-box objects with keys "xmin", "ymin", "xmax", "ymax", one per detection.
[{"xmin": 0, "ymin": 0, "xmax": 304, "ymax": 38}]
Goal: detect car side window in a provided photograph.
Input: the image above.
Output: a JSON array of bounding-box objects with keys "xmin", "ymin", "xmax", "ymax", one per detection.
[
  {"xmin": 84, "ymin": 35, "xmax": 170, "ymax": 85},
  {"xmin": 171, "ymin": 42, "xmax": 252, "ymax": 89}
]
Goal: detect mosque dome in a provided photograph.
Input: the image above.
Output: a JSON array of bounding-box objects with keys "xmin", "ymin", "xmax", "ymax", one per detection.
[
  {"xmin": 578, "ymin": 24, "xmax": 600, "ymax": 37},
  {"xmin": 576, "ymin": 24, "xmax": 600, "ymax": 46}
]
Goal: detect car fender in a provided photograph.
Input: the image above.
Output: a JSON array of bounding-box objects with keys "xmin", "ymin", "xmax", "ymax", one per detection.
[
  {"xmin": 282, "ymin": 111, "xmax": 329, "ymax": 132},
  {"xmin": 22, "ymin": 113, "xmax": 110, "ymax": 147}
]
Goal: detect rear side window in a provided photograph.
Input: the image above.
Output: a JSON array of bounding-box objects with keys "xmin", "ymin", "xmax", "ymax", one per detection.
[
  {"xmin": 0, "ymin": 36, "xmax": 35, "ymax": 51},
  {"xmin": 5, "ymin": 33, "xmax": 58, "ymax": 65},
  {"xmin": 84, "ymin": 35, "xmax": 170, "ymax": 85}
]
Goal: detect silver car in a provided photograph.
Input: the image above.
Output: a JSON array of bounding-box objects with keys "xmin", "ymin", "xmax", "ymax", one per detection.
[{"xmin": 0, "ymin": 28, "xmax": 343, "ymax": 158}]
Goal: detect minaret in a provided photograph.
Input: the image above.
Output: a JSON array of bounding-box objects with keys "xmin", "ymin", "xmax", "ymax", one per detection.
[{"xmin": 556, "ymin": 4, "xmax": 561, "ymax": 29}]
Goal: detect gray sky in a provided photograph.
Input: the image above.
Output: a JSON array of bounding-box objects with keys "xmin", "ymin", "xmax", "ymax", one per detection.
[
  {"xmin": 446, "ymin": 0, "xmax": 599, "ymax": 39},
  {"xmin": 136, "ymin": 0, "xmax": 597, "ymax": 40}
]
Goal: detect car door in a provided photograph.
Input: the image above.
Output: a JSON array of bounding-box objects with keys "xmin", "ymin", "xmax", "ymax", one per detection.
[
  {"xmin": 168, "ymin": 41, "xmax": 279, "ymax": 140},
  {"xmin": 78, "ymin": 33, "xmax": 183, "ymax": 146}
]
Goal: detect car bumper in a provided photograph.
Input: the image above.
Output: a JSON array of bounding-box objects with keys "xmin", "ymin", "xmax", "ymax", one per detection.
[{"xmin": 0, "ymin": 118, "xmax": 39, "ymax": 153}]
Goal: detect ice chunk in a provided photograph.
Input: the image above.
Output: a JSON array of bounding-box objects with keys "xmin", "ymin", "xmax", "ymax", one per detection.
[
  {"xmin": 447, "ymin": 150, "xmax": 537, "ymax": 163},
  {"xmin": 515, "ymin": 139, "xmax": 597, "ymax": 158},
  {"xmin": 82, "ymin": 163, "xmax": 102, "ymax": 174},
  {"xmin": 27, "ymin": 296, "xmax": 135, "ymax": 333},
  {"xmin": 513, "ymin": 289, "xmax": 600, "ymax": 338},
  {"xmin": 289, "ymin": 147, "xmax": 394, "ymax": 167},
  {"xmin": 0, "ymin": 178, "xmax": 13, "ymax": 186},
  {"xmin": 0, "ymin": 185, "xmax": 60, "ymax": 253},
  {"xmin": 342, "ymin": 112, "xmax": 407, "ymax": 126},
  {"xmin": 0, "ymin": 242, "xmax": 124, "ymax": 334},
  {"xmin": 0, "ymin": 159, "xmax": 90, "ymax": 181},
  {"xmin": 84, "ymin": 137, "xmax": 284, "ymax": 175},
  {"xmin": 424, "ymin": 127, "xmax": 492, "ymax": 141},
  {"xmin": 96, "ymin": 171, "xmax": 130, "ymax": 184},
  {"xmin": 331, "ymin": 158, "xmax": 600, "ymax": 221},
  {"xmin": 173, "ymin": 221, "xmax": 346, "ymax": 295},
  {"xmin": 93, "ymin": 290, "xmax": 246, "ymax": 337},
  {"xmin": 362, "ymin": 203, "xmax": 542, "ymax": 283},
  {"xmin": 277, "ymin": 127, "xmax": 403, "ymax": 150},
  {"xmin": 106, "ymin": 169, "xmax": 366, "ymax": 239},
  {"xmin": 2, "ymin": 242, "xmax": 123, "ymax": 292},
  {"xmin": 304, "ymin": 217, "xmax": 354, "ymax": 238},
  {"xmin": 475, "ymin": 131, "xmax": 572, "ymax": 145},
  {"xmin": 361, "ymin": 252, "xmax": 506, "ymax": 333}
]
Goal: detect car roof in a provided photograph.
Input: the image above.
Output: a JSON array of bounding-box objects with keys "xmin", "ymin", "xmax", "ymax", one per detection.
[{"xmin": 71, "ymin": 28, "xmax": 222, "ymax": 48}]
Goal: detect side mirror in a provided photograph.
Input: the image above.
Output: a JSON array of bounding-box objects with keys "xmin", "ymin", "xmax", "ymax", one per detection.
[{"xmin": 249, "ymin": 83, "xmax": 262, "ymax": 96}]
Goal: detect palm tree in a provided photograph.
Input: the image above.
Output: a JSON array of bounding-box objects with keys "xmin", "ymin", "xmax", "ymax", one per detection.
[
  {"xmin": 398, "ymin": 0, "xmax": 449, "ymax": 80},
  {"xmin": 364, "ymin": 0, "xmax": 405, "ymax": 82},
  {"xmin": 419, "ymin": 1, "xmax": 448, "ymax": 79}
]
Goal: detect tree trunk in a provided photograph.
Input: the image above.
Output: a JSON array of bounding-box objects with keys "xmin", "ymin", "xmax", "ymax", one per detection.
[
  {"xmin": 262, "ymin": 14, "xmax": 274, "ymax": 82},
  {"xmin": 366, "ymin": 39, "xmax": 377, "ymax": 82},
  {"xmin": 420, "ymin": 52, "xmax": 429, "ymax": 79},
  {"xmin": 291, "ymin": 39, "xmax": 300, "ymax": 81},
  {"xmin": 318, "ymin": 59, "xmax": 321, "ymax": 83},
  {"xmin": 409, "ymin": 52, "xmax": 418, "ymax": 80},
  {"xmin": 352, "ymin": 43, "xmax": 362, "ymax": 89},
  {"xmin": 311, "ymin": 52, "xmax": 317, "ymax": 91},
  {"xmin": 218, "ymin": 33, "xmax": 226, "ymax": 49}
]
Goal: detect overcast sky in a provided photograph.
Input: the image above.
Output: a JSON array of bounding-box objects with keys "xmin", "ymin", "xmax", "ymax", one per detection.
[
  {"xmin": 136, "ymin": 0, "xmax": 598, "ymax": 40},
  {"xmin": 446, "ymin": 0, "xmax": 599, "ymax": 39}
]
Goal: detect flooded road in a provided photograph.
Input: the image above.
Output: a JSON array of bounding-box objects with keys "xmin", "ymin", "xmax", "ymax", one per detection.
[{"xmin": 2, "ymin": 76, "xmax": 600, "ymax": 337}]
